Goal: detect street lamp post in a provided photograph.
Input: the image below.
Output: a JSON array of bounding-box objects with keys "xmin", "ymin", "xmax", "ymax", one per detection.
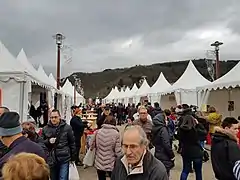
[
  {"xmin": 53, "ymin": 33, "xmax": 65, "ymax": 90},
  {"xmin": 211, "ymin": 41, "xmax": 223, "ymax": 79},
  {"xmin": 73, "ymin": 74, "xmax": 78, "ymax": 105}
]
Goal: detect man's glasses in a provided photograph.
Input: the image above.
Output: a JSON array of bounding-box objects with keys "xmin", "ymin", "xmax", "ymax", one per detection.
[{"xmin": 50, "ymin": 116, "xmax": 58, "ymax": 119}]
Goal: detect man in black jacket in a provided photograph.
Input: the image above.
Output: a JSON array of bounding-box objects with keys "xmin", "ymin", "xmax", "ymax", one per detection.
[
  {"xmin": 150, "ymin": 102, "xmax": 162, "ymax": 118},
  {"xmin": 42, "ymin": 109, "xmax": 76, "ymax": 180},
  {"xmin": 70, "ymin": 105, "xmax": 88, "ymax": 166},
  {"xmin": 152, "ymin": 113, "xmax": 175, "ymax": 176},
  {"xmin": 211, "ymin": 117, "xmax": 240, "ymax": 180}
]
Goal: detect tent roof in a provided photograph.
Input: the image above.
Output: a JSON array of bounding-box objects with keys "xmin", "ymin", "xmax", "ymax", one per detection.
[
  {"xmin": 0, "ymin": 42, "xmax": 26, "ymax": 73},
  {"xmin": 118, "ymin": 87, "xmax": 125, "ymax": 98},
  {"xmin": 164, "ymin": 60, "xmax": 210, "ymax": 93},
  {"xmin": 135, "ymin": 79, "xmax": 151, "ymax": 96},
  {"xmin": 149, "ymin": 72, "xmax": 171, "ymax": 94},
  {"xmin": 17, "ymin": 49, "xmax": 51, "ymax": 88},
  {"xmin": 37, "ymin": 65, "xmax": 53, "ymax": 87},
  {"xmin": 104, "ymin": 88, "xmax": 114, "ymax": 99},
  {"xmin": 48, "ymin": 73, "xmax": 57, "ymax": 88},
  {"xmin": 127, "ymin": 84, "xmax": 138, "ymax": 97},
  {"xmin": 197, "ymin": 61, "xmax": 240, "ymax": 90},
  {"xmin": 106, "ymin": 86, "xmax": 119, "ymax": 100},
  {"xmin": 124, "ymin": 86, "xmax": 130, "ymax": 95},
  {"xmin": 61, "ymin": 79, "xmax": 74, "ymax": 96}
]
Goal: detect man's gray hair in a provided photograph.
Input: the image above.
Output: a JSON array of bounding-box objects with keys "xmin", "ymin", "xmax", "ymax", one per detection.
[
  {"xmin": 0, "ymin": 107, "xmax": 9, "ymax": 113},
  {"xmin": 123, "ymin": 125, "xmax": 149, "ymax": 146}
]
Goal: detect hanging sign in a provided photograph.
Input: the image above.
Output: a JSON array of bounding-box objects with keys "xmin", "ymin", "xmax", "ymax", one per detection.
[{"xmin": 228, "ymin": 101, "xmax": 234, "ymax": 111}]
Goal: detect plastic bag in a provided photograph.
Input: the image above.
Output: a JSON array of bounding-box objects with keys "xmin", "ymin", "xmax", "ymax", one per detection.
[
  {"xmin": 69, "ymin": 163, "xmax": 80, "ymax": 180},
  {"xmin": 83, "ymin": 149, "xmax": 96, "ymax": 167}
]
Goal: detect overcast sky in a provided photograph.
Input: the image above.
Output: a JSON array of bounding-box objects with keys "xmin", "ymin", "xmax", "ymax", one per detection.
[{"xmin": 0, "ymin": 0, "xmax": 240, "ymax": 76}]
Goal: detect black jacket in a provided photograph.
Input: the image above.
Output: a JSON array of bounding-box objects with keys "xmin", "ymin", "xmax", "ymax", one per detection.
[
  {"xmin": 152, "ymin": 113, "xmax": 175, "ymax": 170},
  {"xmin": 150, "ymin": 107, "xmax": 162, "ymax": 119},
  {"xmin": 211, "ymin": 127, "xmax": 240, "ymax": 180},
  {"xmin": 177, "ymin": 120, "xmax": 207, "ymax": 159},
  {"xmin": 41, "ymin": 120, "xmax": 76, "ymax": 164},
  {"xmin": 70, "ymin": 115, "xmax": 87, "ymax": 143},
  {"xmin": 111, "ymin": 151, "xmax": 168, "ymax": 180}
]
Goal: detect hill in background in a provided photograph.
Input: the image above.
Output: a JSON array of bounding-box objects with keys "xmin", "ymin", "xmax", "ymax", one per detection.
[{"xmin": 64, "ymin": 59, "xmax": 238, "ymax": 99}]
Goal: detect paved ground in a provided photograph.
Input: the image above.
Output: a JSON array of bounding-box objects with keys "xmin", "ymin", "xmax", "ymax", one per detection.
[
  {"xmin": 77, "ymin": 151, "xmax": 215, "ymax": 180},
  {"xmin": 77, "ymin": 125, "xmax": 215, "ymax": 179}
]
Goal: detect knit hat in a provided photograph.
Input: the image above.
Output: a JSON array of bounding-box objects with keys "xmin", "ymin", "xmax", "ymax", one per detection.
[{"xmin": 0, "ymin": 112, "xmax": 22, "ymax": 136}]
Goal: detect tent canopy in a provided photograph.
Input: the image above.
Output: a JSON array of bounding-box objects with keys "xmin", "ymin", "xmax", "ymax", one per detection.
[
  {"xmin": 135, "ymin": 79, "xmax": 151, "ymax": 96},
  {"xmin": 149, "ymin": 72, "xmax": 171, "ymax": 94},
  {"xmin": 163, "ymin": 60, "xmax": 211, "ymax": 94},
  {"xmin": 197, "ymin": 61, "xmax": 240, "ymax": 91},
  {"xmin": 127, "ymin": 84, "xmax": 138, "ymax": 98}
]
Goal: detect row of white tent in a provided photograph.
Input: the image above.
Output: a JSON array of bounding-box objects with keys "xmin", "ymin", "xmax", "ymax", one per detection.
[
  {"xmin": 104, "ymin": 60, "xmax": 240, "ymax": 118},
  {"xmin": 0, "ymin": 41, "xmax": 85, "ymax": 121}
]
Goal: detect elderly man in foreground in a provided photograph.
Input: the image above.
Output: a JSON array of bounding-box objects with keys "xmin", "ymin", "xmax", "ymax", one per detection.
[{"xmin": 111, "ymin": 125, "xmax": 168, "ymax": 180}]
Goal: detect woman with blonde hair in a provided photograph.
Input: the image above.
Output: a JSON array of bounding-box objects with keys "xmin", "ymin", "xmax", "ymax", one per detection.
[
  {"xmin": 91, "ymin": 115, "xmax": 122, "ymax": 180},
  {"xmin": 2, "ymin": 152, "xmax": 50, "ymax": 180}
]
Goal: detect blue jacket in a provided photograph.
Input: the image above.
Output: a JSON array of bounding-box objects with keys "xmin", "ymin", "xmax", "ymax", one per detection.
[{"xmin": 0, "ymin": 136, "xmax": 46, "ymax": 171}]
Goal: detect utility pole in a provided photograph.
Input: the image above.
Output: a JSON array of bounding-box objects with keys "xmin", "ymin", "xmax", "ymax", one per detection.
[
  {"xmin": 73, "ymin": 74, "xmax": 78, "ymax": 105},
  {"xmin": 53, "ymin": 33, "xmax": 65, "ymax": 89},
  {"xmin": 210, "ymin": 41, "xmax": 223, "ymax": 79}
]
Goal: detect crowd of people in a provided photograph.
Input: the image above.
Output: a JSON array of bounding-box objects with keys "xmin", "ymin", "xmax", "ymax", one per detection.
[{"xmin": 0, "ymin": 101, "xmax": 239, "ymax": 179}]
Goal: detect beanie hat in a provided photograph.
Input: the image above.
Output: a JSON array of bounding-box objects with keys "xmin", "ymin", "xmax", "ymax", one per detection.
[{"xmin": 0, "ymin": 112, "xmax": 22, "ymax": 136}]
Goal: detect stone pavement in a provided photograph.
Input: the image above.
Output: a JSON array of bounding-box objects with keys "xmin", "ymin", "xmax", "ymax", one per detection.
[{"xmin": 77, "ymin": 151, "xmax": 215, "ymax": 180}]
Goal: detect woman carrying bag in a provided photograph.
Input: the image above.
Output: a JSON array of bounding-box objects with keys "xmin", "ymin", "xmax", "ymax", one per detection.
[{"xmin": 90, "ymin": 115, "xmax": 122, "ymax": 180}]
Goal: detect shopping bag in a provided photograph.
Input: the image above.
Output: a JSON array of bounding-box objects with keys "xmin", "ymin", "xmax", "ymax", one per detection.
[
  {"xmin": 69, "ymin": 163, "xmax": 80, "ymax": 180},
  {"xmin": 83, "ymin": 149, "xmax": 96, "ymax": 167}
]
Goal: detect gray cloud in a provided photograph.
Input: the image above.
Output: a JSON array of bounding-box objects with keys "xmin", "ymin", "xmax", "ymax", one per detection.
[{"xmin": 0, "ymin": 0, "xmax": 240, "ymax": 75}]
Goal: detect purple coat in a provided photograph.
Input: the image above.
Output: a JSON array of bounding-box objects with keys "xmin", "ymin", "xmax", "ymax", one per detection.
[{"xmin": 0, "ymin": 136, "xmax": 46, "ymax": 170}]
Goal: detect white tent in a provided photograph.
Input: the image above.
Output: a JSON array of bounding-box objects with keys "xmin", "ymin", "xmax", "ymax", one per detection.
[
  {"xmin": 134, "ymin": 79, "xmax": 151, "ymax": 103},
  {"xmin": 49, "ymin": 73, "xmax": 57, "ymax": 88},
  {"xmin": 135, "ymin": 79, "xmax": 151, "ymax": 97},
  {"xmin": 104, "ymin": 88, "xmax": 114, "ymax": 100},
  {"xmin": 76, "ymin": 93, "xmax": 85, "ymax": 105},
  {"xmin": 197, "ymin": 62, "xmax": 240, "ymax": 118},
  {"xmin": 198, "ymin": 62, "xmax": 240, "ymax": 91},
  {"xmin": 0, "ymin": 42, "xmax": 30, "ymax": 120},
  {"xmin": 105, "ymin": 86, "xmax": 119, "ymax": 103},
  {"xmin": 123, "ymin": 86, "xmax": 131, "ymax": 105},
  {"xmin": 37, "ymin": 65, "xmax": 53, "ymax": 87},
  {"xmin": 149, "ymin": 72, "xmax": 171, "ymax": 103},
  {"xmin": 61, "ymin": 79, "xmax": 74, "ymax": 97},
  {"xmin": 127, "ymin": 84, "xmax": 138, "ymax": 98},
  {"xmin": 61, "ymin": 79, "xmax": 74, "ymax": 122},
  {"xmin": 127, "ymin": 83, "xmax": 138, "ymax": 104},
  {"xmin": 117, "ymin": 87, "xmax": 125, "ymax": 103},
  {"xmin": 124, "ymin": 86, "xmax": 130, "ymax": 97},
  {"xmin": 162, "ymin": 61, "xmax": 211, "ymax": 106},
  {"xmin": 17, "ymin": 49, "xmax": 51, "ymax": 88}
]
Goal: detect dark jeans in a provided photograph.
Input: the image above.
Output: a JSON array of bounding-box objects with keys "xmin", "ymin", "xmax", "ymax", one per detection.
[
  {"xmin": 75, "ymin": 136, "xmax": 82, "ymax": 163},
  {"xmin": 180, "ymin": 157, "xmax": 203, "ymax": 180},
  {"xmin": 97, "ymin": 169, "xmax": 112, "ymax": 180},
  {"xmin": 50, "ymin": 162, "xmax": 69, "ymax": 180}
]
